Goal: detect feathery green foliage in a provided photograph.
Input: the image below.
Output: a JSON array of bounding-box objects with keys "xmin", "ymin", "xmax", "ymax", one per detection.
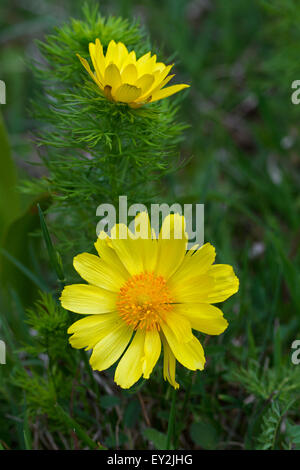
[{"xmin": 27, "ymin": 3, "xmax": 187, "ymax": 261}]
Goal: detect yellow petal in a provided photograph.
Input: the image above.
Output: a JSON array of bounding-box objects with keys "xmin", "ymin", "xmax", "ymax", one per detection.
[
  {"xmin": 142, "ymin": 329, "xmax": 161, "ymax": 379},
  {"xmin": 95, "ymin": 38, "xmax": 106, "ymax": 71},
  {"xmin": 110, "ymin": 223, "xmax": 144, "ymax": 275},
  {"xmin": 68, "ymin": 313, "xmax": 120, "ymax": 349},
  {"xmin": 136, "ymin": 51, "xmax": 151, "ymax": 67},
  {"xmin": 163, "ymin": 311, "xmax": 193, "ymax": 343},
  {"xmin": 134, "ymin": 211, "xmax": 152, "ymax": 239},
  {"xmin": 114, "ymin": 83, "xmax": 142, "ymax": 103},
  {"xmin": 137, "ymin": 54, "xmax": 157, "ymax": 76},
  {"xmin": 121, "ymin": 50, "xmax": 137, "ymax": 70},
  {"xmin": 153, "ymin": 62, "xmax": 165, "ymax": 72},
  {"xmin": 206, "ymin": 264, "xmax": 239, "ymax": 303},
  {"xmin": 150, "ymin": 84, "xmax": 190, "ymax": 102},
  {"xmin": 134, "ymin": 212, "xmax": 158, "ymax": 272},
  {"xmin": 146, "ymin": 73, "xmax": 174, "ymax": 99},
  {"xmin": 77, "ymin": 54, "xmax": 102, "ymax": 89},
  {"xmin": 139, "ymin": 65, "xmax": 174, "ymax": 101},
  {"xmin": 60, "ymin": 284, "xmax": 117, "ymax": 314},
  {"xmin": 73, "ymin": 252, "xmax": 126, "ymax": 292},
  {"xmin": 114, "ymin": 329, "xmax": 146, "ymax": 389},
  {"xmin": 169, "ymin": 243, "xmax": 216, "ymax": 285},
  {"xmin": 162, "ymin": 335, "xmax": 179, "ymax": 389},
  {"xmin": 116, "ymin": 41, "xmax": 129, "ymax": 68},
  {"xmin": 134, "ymin": 74, "xmax": 155, "ymax": 96},
  {"xmin": 121, "ymin": 63, "xmax": 138, "ymax": 84},
  {"xmin": 90, "ymin": 322, "xmax": 133, "ymax": 371},
  {"xmin": 105, "ymin": 39, "xmax": 118, "ymax": 65},
  {"xmin": 169, "ymin": 274, "xmax": 214, "ymax": 303},
  {"xmin": 89, "ymin": 42, "xmax": 104, "ymax": 84},
  {"xmin": 155, "ymin": 213, "xmax": 188, "ymax": 279},
  {"xmin": 94, "ymin": 235, "xmax": 130, "ymax": 282},
  {"xmin": 161, "ymin": 324, "xmax": 205, "ymax": 371},
  {"xmin": 104, "ymin": 63, "xmax": 121, "ymax": 92},
  {"xmin": 174, "ymin": 303, "xmax": 228, "ymax": 335}
]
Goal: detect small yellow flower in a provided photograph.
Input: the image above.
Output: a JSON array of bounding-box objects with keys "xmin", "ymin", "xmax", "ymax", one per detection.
[
  {"xmin": 60, "ymin": 213, "xmax": 239, "ymax": 389},
  {"xmin": 77, "ymin": 38, "xmax": 190, "ymax": 107}
]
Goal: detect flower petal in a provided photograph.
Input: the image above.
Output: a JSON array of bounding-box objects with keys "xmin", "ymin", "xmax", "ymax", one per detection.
[
  {"xmin": 90, "ymin": 322, "xmax": 133, "ymax": 371},
  {"xmin": 114, "ymin": 329, "xmax": 146, "ymax": 389},
  {"xmin": 161, "ymin": 323, "xmax": 205, "ymax": 371},
  {"xmin": 162, "ymin": 335, "xmax": 179, "ymax": 389},
  {"xmin": 121, "ymin": 63, "xmax": 138, "ymax": 84},
  {"xmin": 155, "ymin": 213, "xmax": 188, "ymax": 279},
  {"xmin": 134, "ymin": 74, "xmax": 155, "ymax": 95},
  {"xmin": 136, "ymin": 51, "xmax": 151, "ymax": 67},
  {"xmin": 134, "ymin": 212, "xmax": 158, "ymax": 272},
  {"xmin": 141, "ymin": 66, "xmax": 174, "ymax": 100},
  {"xmin": 73, "ymin": 252, "xmax": 126, "ymax": 292},
  {"xmin": 205, "ymin": 264, "xmax": 239, "ymax": 303},
  {"xmin": 150, "ymin": 84, "xmax": 190, "ymax": 102},
  {"xmin": 169, "ymin": 274, "xmax": 214, "ymax": 303},
  {"xmin": 114, "ymin": 83, "xmax": 142, "ymax": 103},
  {"xmin": 116, "ymin": 42, "xmax": 129, "ymax": 68},
  {"xmin": 137, "ymin": 54, "xmax": 157, "ymax": 76},
  {"xmin": 104, "ymin": 63, "xmax": 121, "ymax": 92},
  {"xmin": 95, "ymin": 39, "xmax": 106, "ymax": 71},
  {"xmin": 110, "ymin": 224, "xmax": 144, "ymax": 275},
  {"xmin": 89, "ymin": 41, "xmax": 105, "ymax": 84},
  {"xmin": 105, "ymin": 39, "xmax": 118, "ymax": 65},
  {"xmin": 94, "ymin": 234, "xmax": 130, "ymax": 281},
  {"xmin": 60, "ymin": 284, "xmax": 117, "ymax": 314},
  {"xmin": 142, "ymin": 329, "xmax": 161, "ymax": 379},
  {"xmin": 174, "ymin": 303, "xmax": 228, "ymax": 335},
  {"xmin": 120, "ymin": 50, "xmax": 137, "ymax": 70},
  {"xmin": 163, "ymin": 311, "xmax": 193, "ymax": 343},
  {"xmin": 169, "ymin": 243, "xmax": 216, "ymax": 285},
  {"xmin": 68, "ymin": 313, "xmax": 120, "ymax": 349},
  {"xmin": 77, "ymin": 54, "xmax": 102, "ymax": 89}
]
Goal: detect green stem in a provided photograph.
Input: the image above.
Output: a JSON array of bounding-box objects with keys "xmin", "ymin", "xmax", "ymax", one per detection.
[
  {"xmin": 166, "ymin": 387, "xmax": 177, "ymax": 450},
  {"xmin": 174, "ymin": 371, "xmax": 193, "ymax": 448}
]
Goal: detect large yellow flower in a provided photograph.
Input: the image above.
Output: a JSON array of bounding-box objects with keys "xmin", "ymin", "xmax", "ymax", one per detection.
[
  {"xmin": 60, "ymin": 213, "xmax": 239, "ymax": 389},
  {"xmin": 77, "ymin": 38, "xmax": 189, "ymax": 107}
]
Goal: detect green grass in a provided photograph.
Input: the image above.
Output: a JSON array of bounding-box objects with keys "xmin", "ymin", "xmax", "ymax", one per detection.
[{"xmin": 0, "ymin": 0, "xmax": 300, "ymax": 450}]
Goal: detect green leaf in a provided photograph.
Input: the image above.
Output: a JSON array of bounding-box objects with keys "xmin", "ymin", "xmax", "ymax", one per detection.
[
  {"xmin": 123, "ymin": 400, "xmax": 141, "ymax": 428},
  {"xmin": 0, "ymin": 112, "xmax": 20, "ymax": 240},
  {"xmin": 189, "ymin": 421, "xmax": 218, "ymax": 450},
  {"xmin": 38, "ymin": 204, "xmax": 65, "ymax": 283},
  {"xmin": 100, "ymin": 395, "xmax": 121, "ymax": 410},
  {"xmin": 143, "ymin": 428, "xmax": 168, "ymax": 450},
  {"xmin": 0, "ymin": 248, "xmax": 48, "ymax": 292},
  {"xmin": 0, "ymin": 196, "xmax": 50, "ymax": 308}
]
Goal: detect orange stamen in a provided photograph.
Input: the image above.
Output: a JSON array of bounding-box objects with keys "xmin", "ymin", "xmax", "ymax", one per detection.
[{"xmin": 116, "ymin": 272, "xmax": 173, "ymax": 331}]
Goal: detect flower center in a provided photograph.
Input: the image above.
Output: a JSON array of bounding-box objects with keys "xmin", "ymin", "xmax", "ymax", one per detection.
[{"xmin": 117, "ymin": 272, "xmax": 174, "ymax": 331}]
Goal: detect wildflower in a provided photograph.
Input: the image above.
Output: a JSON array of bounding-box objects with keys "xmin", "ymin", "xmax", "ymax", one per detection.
[
  {"xmin": 77, "ymin": 38, "xmax": 189, "ymax": 107},
  {"xmin": 60, "ymin": 213, "xmax": 239, "ymax": 389}
]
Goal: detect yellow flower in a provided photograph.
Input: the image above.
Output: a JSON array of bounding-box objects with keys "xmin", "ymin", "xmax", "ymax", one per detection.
[
  {"xmin": 77, "ymin": 38, "xmax": 190, "ymax": 107},
  {"xmin": 60, "ymin": 213, "xmax": 239, "ymax": 389}
]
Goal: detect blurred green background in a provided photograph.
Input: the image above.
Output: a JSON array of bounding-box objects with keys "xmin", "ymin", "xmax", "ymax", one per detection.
[{"xmin": 1, "ymin": 0, "xmax": 300, "ymax": 450}]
